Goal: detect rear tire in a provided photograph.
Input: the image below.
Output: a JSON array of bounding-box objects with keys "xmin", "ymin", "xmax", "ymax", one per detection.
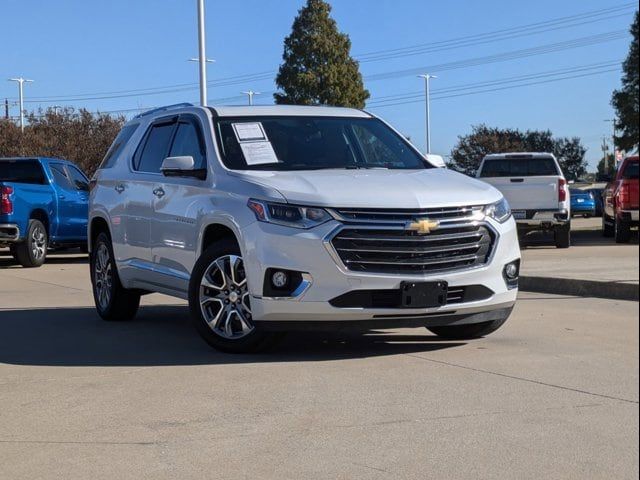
[
  {"xmin": 427, "ymin": 317, "xmax": 508, "ymax": 340},
  {"xmin": 614, "ymin": 217, "xmax": 631, "ymax": 243},
  {"xmin": 14, "ymin": 219, "xmax": 48, "ymax": 268},
  {"xmin": 188, "ymin": 238, "xmax": 279, "ymax": 353},
  {"xmin": 602, "ymin": 213, "xmax": 614, "ymax": 237},
  {"xmin": 90, "ymin": 232, "xmax": 140, "ymax": 321},
  {"xmin": 554, "ymin": 223, "xmax": 571, "ymax": 249}
]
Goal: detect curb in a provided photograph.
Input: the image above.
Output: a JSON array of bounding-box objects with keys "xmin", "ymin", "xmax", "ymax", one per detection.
[{"xmin": 520, "ymin": 276, "xmax": 639, "ymax": 302}]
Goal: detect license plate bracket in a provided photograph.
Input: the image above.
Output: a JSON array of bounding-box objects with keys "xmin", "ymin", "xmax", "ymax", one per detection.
[{"xmin": 401, "ymin": 281, "xmax": 448, "ymax": 308}]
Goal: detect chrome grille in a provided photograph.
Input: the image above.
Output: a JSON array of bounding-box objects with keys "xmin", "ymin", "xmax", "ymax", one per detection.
[{"xmin": 328, "ymin": 207, "xmax": 496, "ymax": 275}]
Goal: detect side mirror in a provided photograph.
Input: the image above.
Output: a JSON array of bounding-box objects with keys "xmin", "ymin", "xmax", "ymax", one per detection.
[
  {"xmin": 424, "ymin": 154, "xmax": 446, "ymax": 168},
  {"xmin": 160, "ymin": 156, "xmax": 206, "ymax": 180}
]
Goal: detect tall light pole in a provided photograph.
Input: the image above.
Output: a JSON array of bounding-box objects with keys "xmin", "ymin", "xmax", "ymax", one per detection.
[
  {"xmin": 196, "ymin": 0, "xmax": 208, "ymax": 106},
  {"xmin": 241, "ymin": 90, "xmax": 261, "ymax": 105},
  {"xmin": 8, "ymin": 77, "xmax": 34, "ymax": 132},
  {"xmin": 418, "ymin": 74, "xmax": 437, "ymax": 154}
]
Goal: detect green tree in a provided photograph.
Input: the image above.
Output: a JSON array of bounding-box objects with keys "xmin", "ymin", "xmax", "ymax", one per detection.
[
  {"xmin": 449, "ymin": 125, "xmax": 588, "ymax": 179},
  {"xmin": 612, "ymin": 10, "xmax": 639, "ymax": 151},
  {"xmin": 274, "ymin": 0, "xmax": 369, "ymax": 108},
  {"xmin": 596, "ymin": 153, "xmax": 616, "ymax": 180}
]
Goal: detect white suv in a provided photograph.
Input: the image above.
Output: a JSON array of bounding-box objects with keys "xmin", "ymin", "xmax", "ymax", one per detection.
[{"xmin": 89, "ymin": 104, "xmax": 521, "ymax": 352}]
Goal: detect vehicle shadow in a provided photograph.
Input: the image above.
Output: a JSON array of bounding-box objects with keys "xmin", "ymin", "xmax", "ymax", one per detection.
[
  {"xmin": 520, "ymin": 228, "xmax": 639, "ymax": 249},
  {"xmin": 0, "ymin": 249, "xmax": 88, "ymax": 268},
  {"xmin": 0, "ymin": 305, "xmax": 465, "ymax": 367}
]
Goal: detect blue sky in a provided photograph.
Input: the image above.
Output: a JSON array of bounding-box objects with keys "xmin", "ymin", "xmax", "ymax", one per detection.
[{"xmin": 1, "ymin": 0, "xmax": 635, "ymax": 170}]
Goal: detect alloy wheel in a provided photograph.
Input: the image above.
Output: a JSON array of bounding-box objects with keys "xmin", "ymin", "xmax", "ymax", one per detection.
[
  {"xmin": 31, "ymin": 224, "xmax": 47, "ymax": 260},
  {"xmin": 199, "ymin": 255, "xmax": 253, "ymax": 339},
  {"xmin": 94, "ymin": 243, "xmax": 113, "ymax": 310}
]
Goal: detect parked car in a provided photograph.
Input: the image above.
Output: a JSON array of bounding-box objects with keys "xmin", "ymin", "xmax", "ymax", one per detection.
[
  {"xmin": 588, "ymin": 187, "xmax": 604, "ymax": 217},
  {"xmin": 569, "ymin": 188, "xmax": 596, "ymax": 218},
  {"xmin": 603, "ymin": 154, "xmax": 639, "ymax": 243},
  {"xmin": 89, "ymin": 104, "xmax": 521, "ymax": 353},
  {"xmin": 476, "ymin": 153, "xmax": 571, "ymax": 248},
  {"xmin": 0, "ymin": 157, "xmax": 89, "ymax": 267}
]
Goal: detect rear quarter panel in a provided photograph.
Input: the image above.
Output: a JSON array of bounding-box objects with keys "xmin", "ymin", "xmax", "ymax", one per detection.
[{"xmin": 0, "ymin": 180, "xmax": 56, "ymax": 239}]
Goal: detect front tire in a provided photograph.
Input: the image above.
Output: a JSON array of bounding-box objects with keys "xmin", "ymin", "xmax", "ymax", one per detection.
[
  {"xmin": 90, "ymin": 232, "xmax": 140, "ymax": 321},
  {"xmin": 14, "ymin": 219, "xmax": 48, "ymax": 268},
  {"xmin": 427, "ymin": 317, "xmax": 509, "ymax": 340},
  {"xmin": 188, "ymin": 238, "xmax": 278, "ymax": 353}
]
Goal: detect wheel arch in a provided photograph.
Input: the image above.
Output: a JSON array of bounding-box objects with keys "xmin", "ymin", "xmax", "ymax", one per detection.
[
  {"xmin": 199, "ymin": 222, "xmax": 241, "ymax": 256},
  {"xmin": 29, "ymin": 208, "xmax": 50, "ymax": 235},
  {"xmin": 89, "ymin": 215, "xmax": 111, "ymax": 253}
]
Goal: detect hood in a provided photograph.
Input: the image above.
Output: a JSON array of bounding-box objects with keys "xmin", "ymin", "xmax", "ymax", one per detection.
[{"xmin": 232, "ymin": 168, "xmax": 502, "ymax": 209}]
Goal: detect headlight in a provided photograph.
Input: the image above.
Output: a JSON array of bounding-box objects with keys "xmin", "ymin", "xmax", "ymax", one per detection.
[
  {"xmin": 247, "ymin": 199, "xmax": 331, "ymax": 229},
  {"xmin": 484, "ymin": 197, "xmax": 511, "ymax": 223}
]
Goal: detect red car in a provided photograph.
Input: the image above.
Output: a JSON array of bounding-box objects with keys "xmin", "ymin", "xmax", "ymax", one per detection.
[{"xmin": 603, "ymin": 154, "xmax": 639, "ymax": 243}]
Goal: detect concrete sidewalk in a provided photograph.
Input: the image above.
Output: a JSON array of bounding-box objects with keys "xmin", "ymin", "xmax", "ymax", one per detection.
[{"xmin": 520, "ymin": 217, "xmax": 639, "ymax": 300}]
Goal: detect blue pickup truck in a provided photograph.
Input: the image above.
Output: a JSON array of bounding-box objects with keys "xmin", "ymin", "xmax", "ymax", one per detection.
[{"xmin": 0, "ymin": 157, "xmax": 89, "ymax": 267}]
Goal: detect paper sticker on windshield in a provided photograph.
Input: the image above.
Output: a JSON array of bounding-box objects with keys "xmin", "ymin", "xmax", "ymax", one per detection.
[
  {"xmin": 233, "ymin": 122, "xmax": 267, "ymax": 143},
  {"xmin": 240, "ymin": 141, "xmax": 280, "ymax": 165}
]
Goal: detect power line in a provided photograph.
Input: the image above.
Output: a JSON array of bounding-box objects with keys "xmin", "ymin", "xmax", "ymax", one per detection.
[
  {"xmin": 368, "ymin": 67, "xmax": 620, "ymax": 109},
  {"xmin": 16, "ymin": 3, "xmax": 634, "ymax": 104},
  {"xmin": 368, "ymin": 60, "xmax": 622, "ymax": 105}
]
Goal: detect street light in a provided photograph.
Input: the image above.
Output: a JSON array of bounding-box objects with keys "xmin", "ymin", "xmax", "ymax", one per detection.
[
  {"xmin": 8, "ymin": 77, "xmax": 34, "ymax": 132},
  {"xmin": 241, "ymin": 90, "xmax": 261, "ymax": 105},
  {"xmin": 196, "ymin": 0, "xmax": 208, "ymax": 106},
  {"xmin": 418, "ymin": 74, "xmax": 437, "ymax": 154}
]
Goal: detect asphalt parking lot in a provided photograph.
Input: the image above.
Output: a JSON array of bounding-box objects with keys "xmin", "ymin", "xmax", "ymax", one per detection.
[{"xmin": 1, "ymin": 241, "xmax": 638, "ymax": 480}]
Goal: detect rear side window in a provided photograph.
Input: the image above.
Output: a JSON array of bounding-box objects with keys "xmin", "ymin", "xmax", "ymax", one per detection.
[
  {"xmin": 169, "ymin": 121, "xmax": 206, "ymax": 169},
  {"xmin": 100, "ymin": 124, "xmax": 139, "ymax": 170},
  {"xmin": 50, "ymin": 164, "xmax": 75, "ymax": 190},
  {"xmin": 135, "ymin": 121, "xmax": 177, "ymax": 173},
  {"xmin": 66, "ymin": 165, "xmax": 90, "ymax": 191},
  {"xmin": 622, "ymin": 161, "xmax": 639, "ymax": 180},
  {"xmin": 0, "ymin": 160, "xmax": 47, "ymax": 184},
  {"xmin": 480, "ymin": 157, "xmax": 559, "ymax": 177}
]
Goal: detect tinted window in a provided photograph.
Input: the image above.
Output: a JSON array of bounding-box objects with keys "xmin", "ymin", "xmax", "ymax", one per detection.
[
  {"xmin": 100, "ymin": 124, "xmax": 139, "ymax": 169},
  {"xmin": 0, "ymin": 160, "xmax": 47, "ymax": 184},
  {"xmin": 169, "ymin": 121, "xmax": 206, "ymax": 169},
  {"xmin": 50, "ymin": 164, "xmax": 74, "ymax": 190},
  {"xmin": 66, "ymin": 165, "xmax": 89, "ymax": 191},
  {"xmin": 136, "ymin": 122, "xmax": 176, "ymax": 173},
  {"xmin": 480, "ymin": 157, "xmax": 559, "ymax": 177},
  {"xmin": 215, "ymin": 117, "xmax": 429, "ymax": 171},
  {"xmin": 622, "ymin": 161, "xmax": 639, "ymax": 180}
]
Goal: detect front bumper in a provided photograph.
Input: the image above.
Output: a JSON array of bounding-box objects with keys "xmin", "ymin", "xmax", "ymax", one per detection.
[
  {"xmin": 0, "ymin": 224, "xmax": 20, "ymax": 243},
  {"xmin": 242, "ymin": 217, "xmax": 520, "ymax": 325}
]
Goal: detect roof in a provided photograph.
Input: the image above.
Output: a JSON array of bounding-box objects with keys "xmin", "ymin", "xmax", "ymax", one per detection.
[
  {"xmin": 0, "ymin": 156, "xmax": 71, "ymax": 163},
  {"xmin": 209, "ymin": 105, "xmax": 372, "ymax": 118}
]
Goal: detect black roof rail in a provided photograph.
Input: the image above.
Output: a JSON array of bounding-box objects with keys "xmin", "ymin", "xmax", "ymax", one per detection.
[{"xmin": 135, "ymin": 103, "xmax": 194, "ymax": 119}]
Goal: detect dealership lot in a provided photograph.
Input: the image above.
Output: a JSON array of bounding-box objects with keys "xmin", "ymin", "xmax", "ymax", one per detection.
[{"xmin": 0, "ymin": 242, "xmax": 638, "ymax": 480}]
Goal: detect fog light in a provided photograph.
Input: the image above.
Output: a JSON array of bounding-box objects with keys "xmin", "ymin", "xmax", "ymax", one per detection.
[
  {"xmin": 271, "ymin": 270, "xmax": 289, "ymax": 289},
  {"xmin": 505, "ymin": 263, "xmax": 518, "ymax": 279}
]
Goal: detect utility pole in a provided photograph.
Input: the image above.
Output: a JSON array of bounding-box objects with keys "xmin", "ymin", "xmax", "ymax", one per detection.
[
  {"xmin": 241, "ymin": 90, "xmax": 261, "ymax": 105},
  {"xmin": 604, "ymin": 118, "xmax": 617, "ymax": 165},
  {"xmin": 8, "ymin": 77, "xmax": 34, "ymax": 132},
  {"xmin": 601, "ymin": 136, "xmax": 610, "ymax": 175},
  {"xmin": 4, "ymin": 99, "xmax": 8, "ymax": 119},
  {"xmin": 418, "ymin": 74, "xmax": 437, "ymax": 154},
  {"xmin": 196, "ymin": 0, "xmax": 208, "ymax": 106}
]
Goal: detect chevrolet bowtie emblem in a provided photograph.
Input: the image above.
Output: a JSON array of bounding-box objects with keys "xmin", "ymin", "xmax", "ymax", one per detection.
[{"xmin": 406, "ymin": 218, "xmax": 440, "ymax": 234}]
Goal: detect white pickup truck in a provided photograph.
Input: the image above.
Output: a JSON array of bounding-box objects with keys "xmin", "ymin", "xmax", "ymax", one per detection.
[{"xmin": 477, "ymin": 153, "xmax": 570, "ymax": 248}]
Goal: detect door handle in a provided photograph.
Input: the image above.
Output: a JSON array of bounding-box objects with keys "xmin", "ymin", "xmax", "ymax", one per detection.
[
  {"xmin": 115, "ymin": 184, "xmax": 125, "ymax": 193},
  {"xmin": 153, "ymin": 187, "xmax": 165, "ymax": 198}
]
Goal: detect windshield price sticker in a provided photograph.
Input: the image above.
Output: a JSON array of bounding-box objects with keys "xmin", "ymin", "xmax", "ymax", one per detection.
[
  {"xmin": 232, "ymin": 122, "xmax": 268, "ymax": 143},
  {"xmin": 240, "ymin": 141, "xmax": 280, "ymax": 165}
]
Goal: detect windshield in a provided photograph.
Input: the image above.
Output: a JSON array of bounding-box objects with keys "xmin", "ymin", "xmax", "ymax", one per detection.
[
  {"xmin": 479, "ymin": 157, "xmax": 559, "ymax": 177},
  {"xmin": 0, "ymin": 160, "xmax": 47, "ymax": 184},
  {"xmin": 213, "ymin": 116, "xmax": 431, "ymax": 171}
]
